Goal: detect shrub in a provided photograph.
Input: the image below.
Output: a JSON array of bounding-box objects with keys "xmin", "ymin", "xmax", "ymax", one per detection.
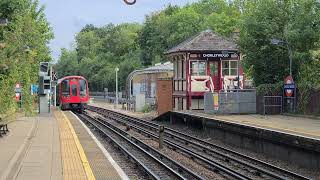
[
  {"xmin": 256, "ymin": 82, "xmax": 283, "ymax": 96},
  {"xmin": 141, "ymin": 104, "xmax": 152, "ymax": 113}
]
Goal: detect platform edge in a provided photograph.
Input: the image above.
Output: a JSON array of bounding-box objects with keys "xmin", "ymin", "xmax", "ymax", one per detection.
[
  {"xmin": 61, "ymin": 112, "xmax": 96, "ymax": 180},
  {"xmin": 71, "ymin": 112, "xmax": 129, "ymax": 180}
]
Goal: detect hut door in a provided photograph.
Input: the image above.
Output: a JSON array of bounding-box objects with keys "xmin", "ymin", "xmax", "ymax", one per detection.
[{"xmin": 209, "ymin": 61, "xmax": 219, "ymax": 91}]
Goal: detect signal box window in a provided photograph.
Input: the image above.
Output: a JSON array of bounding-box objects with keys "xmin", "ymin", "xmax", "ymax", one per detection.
[
  {"xmin": 72, "ymin": 84, "xmax": 77, "ymax": 96},
  {"xmin": 61, "ymin": 80, "xmax": 70, "ymax": 95},
  {"xmin": 191, "ymin": 61, "xmax": 206, "ymax": 76},
  {"xmin": 222, "ymin": 60, "xmax": 238, "ymax": 76},
  {"xmin": 79, "ymin": 80, "xmax": 87, "ymax": 96}
]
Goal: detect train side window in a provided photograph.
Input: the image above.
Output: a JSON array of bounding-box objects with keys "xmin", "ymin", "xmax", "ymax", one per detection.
[
  {"xmin": 61, "ymin": 80, "xmax": 70, "ymax": 95},
  {"xmin": 79, "ymin": 79, "xmax": 87, "ymax": 96},
  {"xmin": 72, "ymin": 84, "xmax": 77, "ymax": 96}
]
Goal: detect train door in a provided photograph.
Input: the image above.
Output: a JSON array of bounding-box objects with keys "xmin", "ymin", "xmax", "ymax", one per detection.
[
  {"xmin": 70, "ymin": 78, "xmax": 80, "ymax": 103},
  {"xmin": 209, "ymin": 61, "xmax": 220, "ymax": 91}
]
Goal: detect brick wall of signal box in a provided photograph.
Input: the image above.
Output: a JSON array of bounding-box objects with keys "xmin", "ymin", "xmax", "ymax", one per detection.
[{"xmin": 156, "ymin": 78, "xmax": 173, "ymax": 115}]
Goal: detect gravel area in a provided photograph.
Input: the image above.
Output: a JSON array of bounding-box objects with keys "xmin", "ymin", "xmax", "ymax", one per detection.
[
  {"xmin": 88, "ymin": 103, "xmax": 319, "ymax": 179},
  {"xmin": 103, "ymin": 115, "xmax": 229, "ymax": 180},
  {"xmin": 90, "ymin": 101, "xmax": 157, "ymax": 120},
  {"xmin": 96, "ymin": 111, "xmax": 283, "ymax": 179}
]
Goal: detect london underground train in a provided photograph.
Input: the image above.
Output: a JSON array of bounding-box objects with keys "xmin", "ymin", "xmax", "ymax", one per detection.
[{"xmin": 57, "ymin": 76, "xmax": 89, "ymax": 112}]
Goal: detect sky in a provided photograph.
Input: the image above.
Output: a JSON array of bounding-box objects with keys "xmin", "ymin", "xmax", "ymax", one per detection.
[{"xmin": 39, "ymin": 0, "xmax": 199, "ymax": 61}]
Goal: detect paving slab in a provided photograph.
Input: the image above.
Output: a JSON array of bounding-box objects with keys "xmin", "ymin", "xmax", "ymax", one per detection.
[
  {"xmin": 14, "ymin": 113, "xmax": 63, "ymax": 180},
  {"xmin": 0, "ymin": 117, "xmax": 37, "ymax": 180},
  {"xmin": 54, "ymin": 110, "xmax": 94, "ymax": 180},
  {"xmin": 0, "ymin": 113, "xmax": 63, "ymax": 180}
]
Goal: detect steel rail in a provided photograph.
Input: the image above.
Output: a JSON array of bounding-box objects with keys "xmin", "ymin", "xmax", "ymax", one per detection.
[
  {"xmin": 78, "ymin": 112, "xmax": 198, "ymax": 180},
  {"xmin": 77, "ymin": 113, "xmax": 160, "ymax": 179},
  {"xmin": 102, "ymin": 112, "xmax": 289, "ymax": 179},
  {"xmin": 91, "ymin": 114, "xmax": 205, "ymax": 180},
  {"xmin": 90, "ymin": 109, "xmax": 251, "ymax": 180},
  {"xmin": 87, "ymin": 105, "xmax": 311, "ymax": 180}
]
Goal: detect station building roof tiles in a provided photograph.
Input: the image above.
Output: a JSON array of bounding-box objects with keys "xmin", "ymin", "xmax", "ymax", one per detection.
[
  {"xmin": 165, "ymin": 29, "xmax": 238, "ymax": 54},
  {"xmin": 143, "ymin": 62, "xmax": 173, "ymax": 71}
]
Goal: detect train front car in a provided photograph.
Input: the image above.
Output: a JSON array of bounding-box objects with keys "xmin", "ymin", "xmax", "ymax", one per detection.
[{"xmin": 58, "ymin": 76, "xmax": 89, "ymax": 112}]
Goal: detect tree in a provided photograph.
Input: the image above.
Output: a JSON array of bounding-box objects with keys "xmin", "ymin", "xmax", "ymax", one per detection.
[
  {"xmin": 0, "ymin": 0, "xmax": 53, "ymax": 115},
  {"xmin": 56, "ymin": 48, "xmax": 78, "ymax": 78},
  {"xmin": 239, "ymin": 0, "xmax": 320, "ymax": 86},
  {"xmin": 57, "ymin": 0, "xmax": 243, "ymax": 91},
  {"xmin": 58, "ymin": 22, "xmax": 143, "ymax": 91},
  {"xmin": 139, "ymin": 0, "xmax": 241, "ymax": 66}
]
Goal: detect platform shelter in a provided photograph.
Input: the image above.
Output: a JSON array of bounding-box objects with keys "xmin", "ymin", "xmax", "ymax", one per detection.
[{"xmin": 165, "ymin": 29, "xmax": 245, "ymax": 110}]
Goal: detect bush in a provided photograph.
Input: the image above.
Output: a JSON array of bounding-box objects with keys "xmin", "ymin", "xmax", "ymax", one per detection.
[
  {"xmin": 296, "ymin": 50, "xmax": 320, "ymax": 114},
  {"xmin": 141, "ymin": 104, "xmax": 152, "ymax": 113},
  {"xmin": 256, "ymin": 82, "xmax": 283, "ymax": 96}
]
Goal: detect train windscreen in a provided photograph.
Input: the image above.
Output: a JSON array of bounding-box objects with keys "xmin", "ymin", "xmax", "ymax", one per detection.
[
  {"xmin": 61, "ymin": 80, "xmax": 70, "ymax": 95},
  {"xmin": 79, "ymin": 79, "xmax": 87, "ymax": 96},
  {"xmin": 72, "ymin": 84, "xmax": 77, "ymax": 96}
]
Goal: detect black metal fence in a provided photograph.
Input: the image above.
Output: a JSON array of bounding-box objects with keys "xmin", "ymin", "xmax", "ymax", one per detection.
[
  {"xmin": 262, "ymin": 96, "xmax": 282, "ymax": 115},
  {"xmin": 257, "ymin": 88, "xmax": 320, "ymax": 115}
]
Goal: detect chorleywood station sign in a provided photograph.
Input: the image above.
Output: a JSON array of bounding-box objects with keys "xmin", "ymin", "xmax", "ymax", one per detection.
[{"xmin": 189, "ymin": 52, "xmax": 238, "ymax": 59}]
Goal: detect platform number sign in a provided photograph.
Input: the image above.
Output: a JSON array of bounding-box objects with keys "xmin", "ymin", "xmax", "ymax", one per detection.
[{"xmin": 283, "ymin": 75, "xmax": 296, "ymax": 113}]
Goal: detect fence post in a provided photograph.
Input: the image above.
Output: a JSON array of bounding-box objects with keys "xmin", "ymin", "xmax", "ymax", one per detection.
[
  {"xmin": 237, "ymin": 89, "xmax": 240, "ymax": 114},
  {"xmin": 280, "ymin": 96, "xmax": 283, "ymax": 114},
  {"xmin": 263, "ymin": 96, "xmax": 265, "ymax": 115},
  {"xmin": 159, "ymin": 125, "xmax": 164, "ymax": 149}
]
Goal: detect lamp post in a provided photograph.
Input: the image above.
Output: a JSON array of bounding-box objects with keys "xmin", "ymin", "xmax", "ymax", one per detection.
[
  {"xmin": 115, "ymin": 67, "xmax": 119, "ymax": 109},
  {"xmin": 271, "ymin": 38, "xmax": 296, "ymax": 112},
  {"xmin": 270, "ymin": 38, "xmax": 293, "ymax": 76}
]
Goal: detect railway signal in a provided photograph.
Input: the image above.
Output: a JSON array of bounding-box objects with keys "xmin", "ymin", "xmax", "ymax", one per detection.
[{"xmin": 39, "ymin": 62, "xmax": 53, "ymax": 113}]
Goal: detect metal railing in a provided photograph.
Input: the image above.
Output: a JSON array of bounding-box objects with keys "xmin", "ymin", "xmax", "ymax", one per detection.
[{"xmin": 263, "ymin": 96, "xmax": 282, "ymax": 115}]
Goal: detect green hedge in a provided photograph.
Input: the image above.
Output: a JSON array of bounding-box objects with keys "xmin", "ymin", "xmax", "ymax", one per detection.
[{"xmin": 256, "ymin": 82, "xmax": 283, "ymax": 96}]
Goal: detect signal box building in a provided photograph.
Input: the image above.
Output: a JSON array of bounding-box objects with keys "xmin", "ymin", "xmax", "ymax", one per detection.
[{"xmin": 165, "ymin": 29, "xmax": 245, "ymax": 110}]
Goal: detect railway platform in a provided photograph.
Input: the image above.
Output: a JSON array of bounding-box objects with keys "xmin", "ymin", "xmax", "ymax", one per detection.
[
  {"xmin": 0, "ymin": 109, "xmax": 127, "ymax": 180},
  {"xmin": 157, "ymin": 110, "xmax": 320, "ymax": 170},
  {"xmin": 177, "ymin": 111, "xmax": 320, "ymax": 140}
]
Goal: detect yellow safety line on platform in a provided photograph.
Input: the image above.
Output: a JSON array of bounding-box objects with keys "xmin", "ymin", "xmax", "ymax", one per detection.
[{"xmin": 61, "ymin": 112, "xmax": 96, "ymax": 180}]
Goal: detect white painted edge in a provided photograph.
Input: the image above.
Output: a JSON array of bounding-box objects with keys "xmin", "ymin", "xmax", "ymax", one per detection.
[{"xmin": 71, "ymin": 112, "xmax": 129, "ymax": 180}]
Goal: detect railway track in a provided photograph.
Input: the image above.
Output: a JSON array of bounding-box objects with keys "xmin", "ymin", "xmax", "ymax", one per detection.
[
  {"xmin": 86, "ymin": 105, "xmax": 311, "ymax": 180},
  {"xmin": 75, "ymin": 111, "xmax": 204, "ymax": 180}
]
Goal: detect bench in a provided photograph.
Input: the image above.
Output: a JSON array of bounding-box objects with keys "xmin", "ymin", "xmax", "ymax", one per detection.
[{"xmin": 0, "ymin": 114, "xmax": 11, "ymax": 137}]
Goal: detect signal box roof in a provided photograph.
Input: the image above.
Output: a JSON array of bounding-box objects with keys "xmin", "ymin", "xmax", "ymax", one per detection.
[{"xmin": 165, "ymin": 29, "xmax": 238, "ymax": 55}]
